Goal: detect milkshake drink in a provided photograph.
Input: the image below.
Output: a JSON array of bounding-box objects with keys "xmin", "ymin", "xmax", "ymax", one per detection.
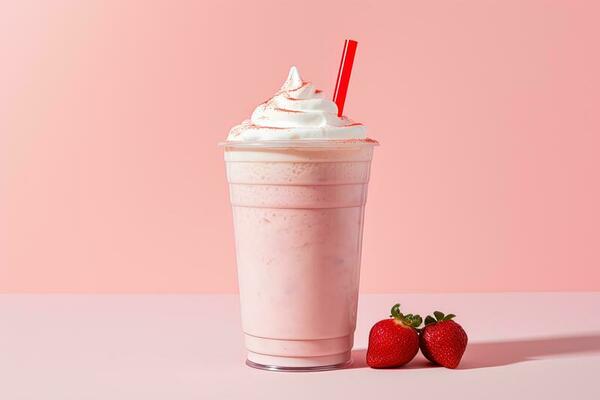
[{"xmin": 223, "ymin": 67, "xmax": 376, "ymax": 371}]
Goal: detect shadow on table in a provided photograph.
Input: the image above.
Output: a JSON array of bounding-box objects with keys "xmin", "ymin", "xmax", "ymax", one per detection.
[
  {"xmin": 348, "ymin": 333, "xmax": 600, "ymax": 370},
  {"xmin": 460, "ymin": 333, "xmax": 600, "ymax": 369}
]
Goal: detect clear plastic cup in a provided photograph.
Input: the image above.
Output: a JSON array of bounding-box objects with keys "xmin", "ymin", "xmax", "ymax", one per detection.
[{"xmin": 222, "ymin": 139, "xmax": 376, "ymax": 371}]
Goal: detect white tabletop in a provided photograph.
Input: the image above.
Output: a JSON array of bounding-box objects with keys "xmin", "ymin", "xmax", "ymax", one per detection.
[{"xmin": 1, "ymin": 293, "xmax": 599, "ymax": 399}]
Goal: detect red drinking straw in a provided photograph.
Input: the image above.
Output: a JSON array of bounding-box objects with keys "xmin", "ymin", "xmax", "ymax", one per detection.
[{"xmin": 332, "ymin": 39, "xmax": 358, "ymax": 117}]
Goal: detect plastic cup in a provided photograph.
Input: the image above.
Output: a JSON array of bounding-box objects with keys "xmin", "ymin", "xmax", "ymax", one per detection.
[{"xmin": 223, "ymin": 139, "xmax": 376, "ymax": 371}]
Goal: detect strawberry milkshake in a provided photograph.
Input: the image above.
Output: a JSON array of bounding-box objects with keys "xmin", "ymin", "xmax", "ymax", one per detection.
[{"xmin": 223, "ymin": 66, "xmax": 376, "ymax": 371}]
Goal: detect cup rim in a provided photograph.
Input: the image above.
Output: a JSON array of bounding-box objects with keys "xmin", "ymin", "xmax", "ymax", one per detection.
[{"xmin": 219, "ymin": 138, "xmax": 379, "ymax": 149}]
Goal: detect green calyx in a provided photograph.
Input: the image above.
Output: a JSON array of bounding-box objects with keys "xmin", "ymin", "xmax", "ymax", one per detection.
[
  {"xmin": 424, "ymin": 311, "xmax": 457, "ymax": 326},
  {"xmin": 390, "ymin": 303, "xmax": 422, "ymax": 328}
]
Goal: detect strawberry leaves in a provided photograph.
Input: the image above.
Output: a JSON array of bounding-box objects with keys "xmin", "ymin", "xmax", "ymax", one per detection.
[
  {"xmin": 389, "ymin": 304, "xmax": 423, "ymax": 328},
  {"xmin": 424, "ymin": 311, "xmax": 456, "ymax": 326}
]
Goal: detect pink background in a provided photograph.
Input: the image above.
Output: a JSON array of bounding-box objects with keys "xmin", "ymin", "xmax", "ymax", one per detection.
[{"xmin": 1, "ymin": 1, "xmax": 599, "ymax": 293}]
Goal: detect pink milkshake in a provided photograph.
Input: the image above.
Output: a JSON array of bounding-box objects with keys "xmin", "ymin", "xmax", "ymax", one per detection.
[{"xmin": 223, "ymin": 66, "xmax": 376, "ymax": 370}]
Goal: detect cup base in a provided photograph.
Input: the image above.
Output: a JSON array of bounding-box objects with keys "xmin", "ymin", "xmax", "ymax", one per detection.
[
  {"xmin": 244, "ymin": 335, "xmax": 353, "ymax": 371},
  {"xmin": 245, "ymin": 350, "xmax": 351, "ymax": 371},
  {"xmin": 246, "ymin": 358, "xmax": 351, "ymax": 372}
]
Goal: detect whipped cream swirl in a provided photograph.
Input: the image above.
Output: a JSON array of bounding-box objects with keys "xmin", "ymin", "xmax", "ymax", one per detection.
[{"xmin": 227, "ymin": 66, "xmax": 366, "ymax": 141}]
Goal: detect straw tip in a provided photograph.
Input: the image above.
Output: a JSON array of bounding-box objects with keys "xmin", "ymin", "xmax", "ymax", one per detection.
[{"xmin": 333, "ymin": 39, "xmax": 359, "ymax": 116}]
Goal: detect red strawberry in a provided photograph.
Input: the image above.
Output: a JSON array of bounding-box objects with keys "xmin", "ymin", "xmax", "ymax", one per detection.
[
  {"xmin": 366, "ymin": 304, "xmax": 422, "ymax": 368},
  {"xmin": 419, "ymin": 311, "xmax": 468, "ymax": 369}
]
